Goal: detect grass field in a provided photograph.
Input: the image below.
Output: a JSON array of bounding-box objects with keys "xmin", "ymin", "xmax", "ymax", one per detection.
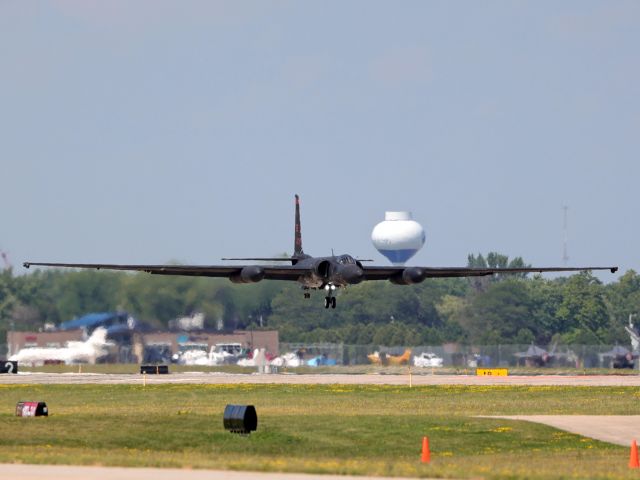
[{"xmin": 1, "ymin": 383, "xmax": 639, "ymax": 479}]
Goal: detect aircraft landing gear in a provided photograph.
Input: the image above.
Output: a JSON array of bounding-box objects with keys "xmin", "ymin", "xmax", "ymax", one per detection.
[
  {"xmin": 323, "ymin": 283, "xmax": 337, "ymax": 309},
  {"xmin": 324, "ymin": 296, "xmax": 336, "ymax": 309}
]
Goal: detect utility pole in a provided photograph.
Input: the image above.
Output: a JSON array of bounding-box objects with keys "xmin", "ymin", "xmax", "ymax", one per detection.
[{"xmin": 562, "ymin": 206, "xmax": 569, "ymax": 266}]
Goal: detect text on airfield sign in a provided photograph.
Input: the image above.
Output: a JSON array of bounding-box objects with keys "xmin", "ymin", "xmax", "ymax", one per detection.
[
  {"xmin": 0, "ymin": 361, "xmax": 18, "ymax": 374},
  {"xmin": 476, "ymin": 368, "xmax": 508, "ymax": 376}
]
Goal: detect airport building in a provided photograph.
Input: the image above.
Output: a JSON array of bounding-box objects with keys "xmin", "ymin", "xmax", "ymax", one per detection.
[{"xmin": 6, "ymin": 311, "xmax": 278, "ymax": 364}]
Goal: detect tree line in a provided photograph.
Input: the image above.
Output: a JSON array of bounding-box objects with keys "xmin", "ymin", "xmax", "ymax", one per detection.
[{"xmin": 0, "ymin": 252, "xmax": 638, "ymax": 346}]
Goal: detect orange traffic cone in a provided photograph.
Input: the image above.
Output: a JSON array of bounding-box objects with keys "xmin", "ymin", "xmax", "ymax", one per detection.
[
  {"xmin": 421, "ymin": 436, "xmax": 430, "ymax": 463},
  {"xmin": 630, "ymin": 439, "xmax": 639, "ymax": 468}
]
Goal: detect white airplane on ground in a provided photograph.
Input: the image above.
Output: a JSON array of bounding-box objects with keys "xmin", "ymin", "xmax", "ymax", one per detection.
[{"xmin": 9, "ymin": 327, "xmax": 110, "ymax": 366}]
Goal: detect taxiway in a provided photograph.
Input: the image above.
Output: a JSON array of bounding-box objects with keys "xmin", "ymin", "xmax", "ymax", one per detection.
[{"xmin": 2, "ymin": 372, "xmax": 640, "ymax": 386}]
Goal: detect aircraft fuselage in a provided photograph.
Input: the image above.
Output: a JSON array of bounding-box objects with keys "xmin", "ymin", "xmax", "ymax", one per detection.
[{"xmin": 293, "ymin": 254, "xmax": 365, "ymax": 289}]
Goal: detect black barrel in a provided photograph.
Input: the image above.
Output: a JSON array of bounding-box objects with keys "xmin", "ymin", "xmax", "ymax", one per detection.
[
  {"xmin": 223, "ymin": 404, "xmax": 257, "ymax": 434},
  {"xmin": 16, "ymin": 401, "xmax": 48, "ymax": 417},
  {"xmin": 140, "ymin": 365, "xmax": 169, "ymax": 374}
]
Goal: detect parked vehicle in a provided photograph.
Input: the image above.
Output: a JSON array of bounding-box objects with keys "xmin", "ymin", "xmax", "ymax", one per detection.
[{"xmin": 413, "ymin": 352, "xmax": 444, "ymax": 368}]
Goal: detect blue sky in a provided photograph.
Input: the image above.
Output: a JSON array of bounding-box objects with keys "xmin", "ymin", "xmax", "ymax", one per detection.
[{"xmin": 1, "ymin": 1, "xmax": 637, "ymax": 280}]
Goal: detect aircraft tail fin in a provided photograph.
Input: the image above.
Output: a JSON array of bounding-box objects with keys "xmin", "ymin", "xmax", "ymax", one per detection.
[{"xmin": 294, "ymin": 194, "xmax": 304, "ymax": 256}]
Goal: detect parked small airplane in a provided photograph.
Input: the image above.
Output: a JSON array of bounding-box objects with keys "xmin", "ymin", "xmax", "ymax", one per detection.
[
  {"xmin": 9, "ymin": 327, "xmax": 109, "ymax": 366},
  {"xmin": 368, "ymin": 349, "xmax": 412, "ymax": 366},
  {"xmin": 23, "ymin": 195, "xmax": 618, "ymax": 308}
]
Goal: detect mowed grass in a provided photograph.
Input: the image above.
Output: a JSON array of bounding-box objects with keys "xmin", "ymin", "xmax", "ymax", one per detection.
[{"xmin": 0, "ymin": 384, "xmax": 639, "ymax": 478}]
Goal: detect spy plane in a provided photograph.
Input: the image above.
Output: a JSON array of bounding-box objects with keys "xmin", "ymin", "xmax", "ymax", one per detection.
[{"xmin": 24, "ymin": 195, "xmax": 618, "ymax": 308}]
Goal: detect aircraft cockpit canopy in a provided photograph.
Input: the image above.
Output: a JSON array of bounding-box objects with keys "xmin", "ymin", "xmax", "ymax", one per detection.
[{"xmin": 337, "ymin": 255, "xmax": 356, "ymax": 265}]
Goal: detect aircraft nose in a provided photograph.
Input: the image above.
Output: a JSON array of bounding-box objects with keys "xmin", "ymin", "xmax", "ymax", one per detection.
[{"xmin": 342, "ymin": 265, "xmax": 364, "ymax": 284}]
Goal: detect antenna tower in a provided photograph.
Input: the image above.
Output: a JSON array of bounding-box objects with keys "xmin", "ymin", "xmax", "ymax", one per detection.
[
  {"xmin": 562, "ymin": 206, "xmax": 569, "ymax": 266},
  {"xmin": 0, "ymin": 250, "xmax": 11, "ymax": 270}
]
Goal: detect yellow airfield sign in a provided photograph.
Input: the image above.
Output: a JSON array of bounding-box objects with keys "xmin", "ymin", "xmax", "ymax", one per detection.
[{"xmin": 476, "ymin": 368, "xmax": 508, "ymax": 376}]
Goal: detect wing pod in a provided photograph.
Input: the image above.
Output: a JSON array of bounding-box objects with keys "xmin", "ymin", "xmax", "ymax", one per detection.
[
  {"xmin": 389, "ymin": 267, "xmax": 426, "ymax": 285},
  {"xmin": 229, "ymin": 266, "xmax": 265, "ymax": 284}
]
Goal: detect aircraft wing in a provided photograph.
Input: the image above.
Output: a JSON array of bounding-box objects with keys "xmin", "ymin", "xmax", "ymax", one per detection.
[
  {"xmin": 361, "ymin": 265, "xmax": 618, "ymax": 281},
  {"xmin": 23, "ymin": 261, "xmax": 618, "ymax": 283},
  {"xmin": 22, "ymin": 262, "xmax": 304, "ymax": 281}
]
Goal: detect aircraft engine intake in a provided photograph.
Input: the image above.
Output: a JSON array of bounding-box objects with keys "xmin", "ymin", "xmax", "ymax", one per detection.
[
  {"xmin": 389, "ymin": 267, "xmax": 426, "ymax": 285},
  {"xmin": 313, "ymin": 260, "xmax": 331, "ymax": 279},
  {"xmin": 230, "ymin": 266, "xmax": 265, "ymax": 284}
]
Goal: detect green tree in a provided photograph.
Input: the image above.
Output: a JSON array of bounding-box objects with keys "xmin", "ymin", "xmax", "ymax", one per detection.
[
  {"xmin": 467, "ymin": 252, "xmax": 530, "ymax": 291},
  {"xmin": 50, "ymin": 270, "xmax": 123, "ymax": 322},
  {"xmin": 7, "ymin": 262, "xmax": 637, "ymax": 348},
  {"xmin": 604, "ymin": 270, "xmax": 640, "ymax": 342},
  {"xmin": 556, "ymin": 272, "xmax": 609, "ymax": 344},
  {"xmin": 464, "ymin": 279, "xmax": 535, "ymax": 344},
  {"xmin": 527, "ymin": 276, "xmax": 565, "ymax": 343}
]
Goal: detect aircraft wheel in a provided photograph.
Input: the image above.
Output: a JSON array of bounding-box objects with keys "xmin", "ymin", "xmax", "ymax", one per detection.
[
  {"xmin": 331, "ymin": 297, "xmax": 337, "ymax": 309},
  {"xmin": 324, "ymin": 297, "xmax": 330, "ymax": 308}
]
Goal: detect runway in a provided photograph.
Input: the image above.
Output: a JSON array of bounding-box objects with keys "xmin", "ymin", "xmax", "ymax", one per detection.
[
  {"xmin": 2, "ymin": 372, "xmax": 640, "ymax": 386},
  {"xmin": 0, "ymin": 464, "xmax": 420, "ymax": 480}
]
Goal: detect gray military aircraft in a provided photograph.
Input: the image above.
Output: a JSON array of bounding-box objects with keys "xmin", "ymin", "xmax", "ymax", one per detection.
[
  {"xmin": 24, "ymin": 195, "xmax": 618, "ymax": 309},
  {"xmin": 513, "ymin": 343, "xmax": 577, "ymax": 367}
]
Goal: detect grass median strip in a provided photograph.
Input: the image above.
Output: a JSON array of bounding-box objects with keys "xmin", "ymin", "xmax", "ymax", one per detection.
[{"xmin": 0, "ymin": 384, "xmax": 638, "ymax": 478}]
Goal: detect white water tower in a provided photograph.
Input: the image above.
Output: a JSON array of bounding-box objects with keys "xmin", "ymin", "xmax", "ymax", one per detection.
[{"xmin": 371, "ymin": 211, "xmax": 425, "ymax": 265}]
